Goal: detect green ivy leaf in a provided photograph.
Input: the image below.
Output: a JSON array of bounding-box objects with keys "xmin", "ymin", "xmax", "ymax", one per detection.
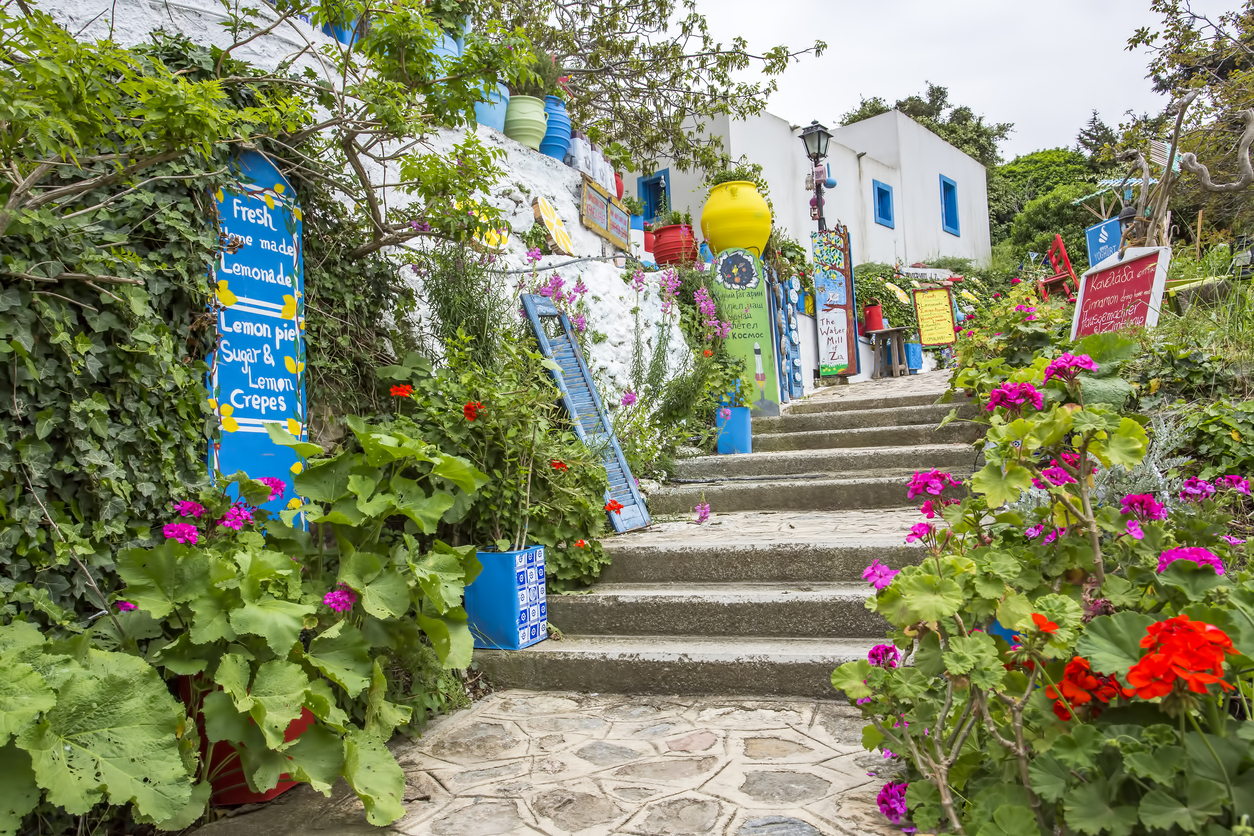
[
  {"xmin": 0, "ymin": 657, "xmax": 55, "ymax": 745},
  {"xmin": 905, "ymin": 781, "xmax": 943, "ymax": 831},
  {"xmin": 1064, "ymin": 781, "xmax": 1138, "ymax": 836},
  {"xmin": 972, "ymin": 462, "xmax": 1033, "ymax": 507},
  {"xmin": 294, "ymin": 455, "xmax": 354, "ymax": 502},
  {"xmin": 915, "ymin": 631, "xmax": 947, "ymax": 678},
  {"xmin": 214, "ymin": 653, "xmax": 254, "ymax": 713},
  {"xmin": 115, "ymin": 541, "xmax": 203, "ymax": 618},
  {"xmin": 1076, "ymin": 611, "xmax": 1156, "ymax": 676},
  {"xmin": 897, "ymin": 573, "xmax": 964, "ymax": 621},
  {"xmin": 306, "ymin": 621, "xmax": 373, "ymax": 698},
  {"xmin": 887, "ymin": 667, "xmax": 933, "ymax": 699},
  {"xmin": 342, "ymin": 728, "xmax": 406, "ymax": 826},
  {"xmin": 340, "ymin": 552, "xmax": 411, "ymax": 619},
  {"xmin": 15, "ymin": 651, "xmax": 193, "ymax": 821},
  {"xmin": 429, "ymin": 453, "xmax": 488, "ymax": 493},
  {"xmin": 974, "ymin": 804, "xmax": 1037, "ymax": 836},
  {"xmin": 391, "ymin": 476, "xmax": 456, "ymax": 533},
  {"xmin": 412, "ymin": 543, "xmax": 474, "ymax": 613},
  {"xmin": 1138, "ymin": 780, "xmax": 1226, "ymax": 833},
  {"xmin": 0, "ymin": 743, "xmax": 40, "ymax": 835}
]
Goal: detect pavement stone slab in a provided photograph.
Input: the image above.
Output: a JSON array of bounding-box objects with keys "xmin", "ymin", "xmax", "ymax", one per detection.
[{"xmin": 196, "ymin": 691, "xmax": 893, "ymax": 836}]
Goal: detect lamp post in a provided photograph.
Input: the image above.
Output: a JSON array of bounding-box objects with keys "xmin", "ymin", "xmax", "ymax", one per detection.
[{"xmin": 800, "ymin": 120, "xmax": 832, "ymax": 231}]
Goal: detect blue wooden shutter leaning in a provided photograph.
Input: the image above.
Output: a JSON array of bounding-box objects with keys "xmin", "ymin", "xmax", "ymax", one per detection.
[{"xmin": 521, "ymin": 293, "xmax": 651, "ymax": 533}]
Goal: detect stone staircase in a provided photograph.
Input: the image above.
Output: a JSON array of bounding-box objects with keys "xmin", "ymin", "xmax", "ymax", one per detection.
[{"xmin": 476, "ymin": 376, "xmax": 978, "ymax": 699}]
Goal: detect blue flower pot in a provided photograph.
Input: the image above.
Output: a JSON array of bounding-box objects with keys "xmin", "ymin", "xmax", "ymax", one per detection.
[
  {"xmin": 474, "ymin": 83, "xmax": 510, "ymax": 132},
  {"xmin": 322, "ymin": 19, "xmax": 361, "ymax": 47},
  {"xmin": 466, "ymin": 546, "xmax": 547, "ymax": 650},
  {"xmin": 716, "ymin": 406, "xmax": 752, "ymax": 455},
  {"xmin": 630, "ymin": 214, "xmax": 644, "ymax": 231},
  {"xmin": 905, "ymin": 342, "xmax": 923, "ymax": 370},
  {"xmin": 432, "ymin": 29, "xmax": 462, "ymax": 59},
  {"xmin": 539, "ymin": 95, "xmax": 572, "ymax": 161}
]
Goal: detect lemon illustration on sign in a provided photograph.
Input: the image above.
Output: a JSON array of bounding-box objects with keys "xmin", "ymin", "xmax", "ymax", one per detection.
[
  {"xmin": 264, "ymin": 194, "xmax": 275, "ymax": 210},
  {"xmin": 218, "ymin": 404, "xmax": 239, "ymax": 433},
  {"xmin": 286, "ymin": 418, "xmax": 302, "ymax": 436},
  {"xmin": 293, "ymin": 207, "xmax": 302, "ymax": 222},
  {"xmin": 290, "ymin": 461, "xmax": 304, "ymax": 475},
  {"xmin": 286, "ymin": 497, "xmax": 302, "ymax": 510},
  {"xmin": 274, "ymin": 183, "xmax": 285, "ymax": 194},
  {"xmin": 215, "ymin": 280, "xmax": 237, "ymax": 307},
  {"xmin": 284, "ymin": 356, "xmax": 305, "ymax": 374},
  {"xmin": 280, "ymin": 294, "xmax": 298, "ymax": 319},
  {"xmin": 535, "ymin": 196, "xmax": 574, "ymax": 256},
  {"xmin": 960, "ymin": 290, "xmax": 979, "ymax": 303},
  {"xmin": 214, "ymin": 188, "xmax": 225, "ymax": 203},
  {"xmin": 883, "ymin": 282, "xmax": 910, "ymax": 305}
]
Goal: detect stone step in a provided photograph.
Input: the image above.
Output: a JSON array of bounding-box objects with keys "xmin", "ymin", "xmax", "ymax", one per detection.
[
  {"xmin": 753, "ymin": 402, "xmax": 970, "ymax": 435},
  {"xmin": 672, "ymin": 444, "xmax": 974, "ymax": 481},
  {"xmin": 786, "ymin": 390, "xmax": 964, "ymax": 415},
  {"xmin": 752, "ymin": 421, "xmax": 983, "ymax": 452},
  {"xmin": 648, "ymin": 473, "xmax": 948, "ymax": 515},
  {"xmin": 474, "ymin": 635, "xmax": 876, "ymax": 699},
  {"xmin": 547, "ymin": 582, "xmax": 886, "ymax": 639}
]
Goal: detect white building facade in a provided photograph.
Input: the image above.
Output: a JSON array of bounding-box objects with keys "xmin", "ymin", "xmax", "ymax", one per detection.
[{"xmin": 630, "ymin": 109, "xmax": 992, "ymax": 267}]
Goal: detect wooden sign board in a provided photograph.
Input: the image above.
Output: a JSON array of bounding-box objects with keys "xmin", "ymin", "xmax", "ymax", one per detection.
[
  {"xmin": 579, "ymin": 176, "xmax": 630, "ymax": 251},
  {"xmin": 912, "ymin": 287, "xmax": 957, "ymax": 347},
  {"xmin": 811, "ymin": 225, "xmax": 858, "ymax": 376},
  {"xmin": 531, "ymin": 196, "xmax": 575, "ymax": 256},
  {"xmin": 1069, "ymin": 246, "xmax": 1172, "ymax": 340}
]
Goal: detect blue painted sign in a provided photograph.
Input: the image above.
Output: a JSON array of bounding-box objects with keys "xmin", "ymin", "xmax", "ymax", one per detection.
[
  {"xmin": 208, "ymin": 151, "xmax": 307, "ymax": 517},
  {"xmin": 1085, "ymin": 217, "xmax": 1122, "ymax": 268}
]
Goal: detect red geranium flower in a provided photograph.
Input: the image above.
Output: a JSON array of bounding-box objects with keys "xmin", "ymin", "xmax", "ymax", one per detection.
[
  {"xmin": 575, "ymin": 539, "xmax": 586, "ymax": 548},
  {"xmin": 605, "ymin": 499, "xmax": 624, "ymax": 514},
  {"xmin": 1046, "ymin": 656, "xmax": 1128, "ymax": 720},
  {"xmin": 1125, "ymin": 615, "xmax": 1235, "ymax": 699},
  {"xmin": 703, "ymin": 349, "xmax": 713, "ymax": 357},
  {"xmin": 463, "ymin": 400, "xmax": 484, "ymax": 421},
  {"xmin": 551, "ymin": 460, "xmax": 567, "ymax": 472},
  {"xmin": 1031, "ymin": 612, "xmax": 1059, "ymax": 634},
  {"xmin": 390, "ymin": 384, "xmax": 413, "ymax": 397}
]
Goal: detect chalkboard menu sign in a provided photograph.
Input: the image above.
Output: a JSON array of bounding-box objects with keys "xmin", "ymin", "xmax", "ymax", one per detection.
[
  {"xmin": 579, "ymin": 175, "xmax": 629, "ymax": 250},
  {"xmin": 1070, "ymin": 247, "xmax": 1172, "ymax": 340},
  {"xmin": 812, "ymin": 225, "xmax": 858, "ymax": 376},
  {"xmin": 912, "ymin": 287, "xmax": 957, "ymax": 346},
  {"xmin": 209, "ymin": 151, "xmax": 307, "ymax": 517}
]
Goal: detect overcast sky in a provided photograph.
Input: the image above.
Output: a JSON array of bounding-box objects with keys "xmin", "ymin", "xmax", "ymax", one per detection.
[{"xmin": 696, "ymin": 0, "xmax": 1236, "ymax": 160}]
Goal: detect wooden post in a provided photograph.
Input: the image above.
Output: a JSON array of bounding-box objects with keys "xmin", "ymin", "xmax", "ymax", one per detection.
[{"xmin": 1197, "ymin": 209, "xmax": 1204, "ymax": 260}]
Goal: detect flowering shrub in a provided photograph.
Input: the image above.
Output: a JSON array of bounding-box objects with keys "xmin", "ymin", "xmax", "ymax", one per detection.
[{"xmin": 833, "ymin": 334, "xmax": 1254, "ymax": 836}]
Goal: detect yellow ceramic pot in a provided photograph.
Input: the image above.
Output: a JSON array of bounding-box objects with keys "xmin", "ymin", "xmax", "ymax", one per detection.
[{"xmin": 700, "ymin": 181, "xmax": 772, "ymax": 256}]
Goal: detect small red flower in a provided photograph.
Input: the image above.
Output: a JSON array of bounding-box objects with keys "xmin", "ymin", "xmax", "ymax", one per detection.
[
  {"xmin": 1045, "ymin": 656, "xmax": 1128, "ymax": 721},
  {"xmin": 1031, "ymin": 612, "xmax": 1059, "ymax": 634},
  {"xmin": 605, "ymin": 499, "xmax": 624, "ymax": 514},
  {"xmin": 1125, "ymin": 615, "xmax": 1235, "ymax": 699},
  {"xmin": 703, "ymin": 349, "xmax": 713, "ymax": 357},
  {"xmin": 463, "ymin": 400, "xmax": 484, "ymax": 421},
  {"xmin": 551, "ymin": 460, "xmax": 567, "ymax": 472},
  {"xmin": 390, "ymin": 384, "xmax": 413, "ymax": 397},
  {"xmin": 575, "ymin": 539, "xmax": 586, "ymax": 548}
]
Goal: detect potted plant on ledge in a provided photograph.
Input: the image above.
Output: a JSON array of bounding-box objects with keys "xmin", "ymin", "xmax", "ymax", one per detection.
[
  {"xmin": 503, "ymin": 57, "xmax": 554, "ymax": 151},
  {"xmin": 701, "ymin": 159, "xmax": 772, "ymax": 257},
  {"xmin": 651, "ymin": 194, "xmax": 698, "ymax": 266}
]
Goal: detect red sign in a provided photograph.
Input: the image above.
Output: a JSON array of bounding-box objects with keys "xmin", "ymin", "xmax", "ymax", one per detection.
[{"xmin": 1071, "ymin": 249, "xmax": 1169, "ymax": 339}]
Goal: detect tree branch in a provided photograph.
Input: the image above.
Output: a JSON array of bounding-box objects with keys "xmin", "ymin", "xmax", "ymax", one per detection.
[{"xmin": 1181, "ymin": 108, "xmax": 1254, "ymax": 193}]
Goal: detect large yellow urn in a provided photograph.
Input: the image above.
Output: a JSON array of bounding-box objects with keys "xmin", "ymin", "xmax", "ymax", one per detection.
[{"xmin": 700, "ymin": 181, "xmax": 772, "ymax": 256}]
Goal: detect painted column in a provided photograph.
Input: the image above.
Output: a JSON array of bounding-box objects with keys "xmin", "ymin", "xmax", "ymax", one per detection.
[
  {"xmin": 812, "ymin": 223, "xmax": 859, "ymax": 376},
  {"xmin": 710, "ymin": 249, "xmax": 780, "ymax": 417}
]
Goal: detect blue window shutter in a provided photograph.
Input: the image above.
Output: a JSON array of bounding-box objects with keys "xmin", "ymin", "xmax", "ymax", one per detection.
[
  {"xmin": 872, "ymin": 180, "xmax": 894, "ymax": 229},
  {"xmin": 940, "ymin": 175, "xmax": 960, "ymax": 236},
  {"xmin": 521, "ymin": 294, "xmax": 651, "ymax": 533}
]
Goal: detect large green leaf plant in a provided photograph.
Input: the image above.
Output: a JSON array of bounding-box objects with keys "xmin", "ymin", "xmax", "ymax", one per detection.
[{"xmin": 834, "ymin": 334, "xmax": 1254, "ymax": 836}]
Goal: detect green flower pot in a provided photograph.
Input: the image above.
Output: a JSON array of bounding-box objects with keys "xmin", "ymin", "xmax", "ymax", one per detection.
[{"xmin": 503, "ymin": 95, "xmax": 548, "ymax": 151}]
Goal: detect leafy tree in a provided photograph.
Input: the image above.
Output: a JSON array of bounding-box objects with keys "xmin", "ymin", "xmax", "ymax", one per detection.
[
  {"xmin": 1007, "ymin": 182, "xmax": 1093, "ymax": 267},
  {"xmin": 989, "ymin": 148, "xmax": 1094, "ymax": 244},
  {"xmin": 840, "ymin": 82, "xmax": 1013, "ymax": 168},
  {"xmin": 1075, "ymin": 109, "xmax": 1118, "ymax": 169},
  {"xmin": 474, "ymin": 0, "xmax": 825, "ymax": 171}
]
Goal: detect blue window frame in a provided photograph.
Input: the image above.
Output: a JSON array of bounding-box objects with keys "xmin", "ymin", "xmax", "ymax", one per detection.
[
  {"xmin": 872, "ymin": 180, "xmax": 894, "ymax": 229},
  {"xmin": 637, "ymin": 169, "xmax": 670, "ymax": 223},
  {"xmin": 940, "ymin": 174, "xmax": 960, "ymax": 236}
]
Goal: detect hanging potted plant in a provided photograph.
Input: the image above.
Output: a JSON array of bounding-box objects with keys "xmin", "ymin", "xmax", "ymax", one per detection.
[
  {"xmin": 427, "ymin": 0, "xmax": 467, "ymax": 57},
  {"xmin": 700, "ymin": 159, "xmax": 772, "ymax": 257},
  {"xmin": 503, "ymin": 57, "xmax": 553, "ymax": 151},
  {"xmin": 651, "ymin": 194, "xmax": 697, "ymax": 266}
]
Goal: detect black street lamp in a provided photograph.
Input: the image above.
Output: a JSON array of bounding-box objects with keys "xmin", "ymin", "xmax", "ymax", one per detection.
[{"xmin": 800, "ymin": 120, "xmax": 832, "ymax": 231}]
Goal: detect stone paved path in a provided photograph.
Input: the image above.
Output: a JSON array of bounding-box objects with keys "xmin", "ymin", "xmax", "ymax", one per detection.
[
  {"xmin": 201, "ymin": 690, "xmax": 900, "ymax": 836},
  {"xmin": 611, "ymin": 508, "xmax": 920, "ymax": 547},
  {"xmin": 799, "ymin": 372, "xmax": 952, "ymax": 408}
]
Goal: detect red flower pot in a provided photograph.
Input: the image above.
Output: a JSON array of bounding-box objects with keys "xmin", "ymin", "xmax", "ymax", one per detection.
[
  {"xmin": 864, "ymin": 300, "xmax": 884, "ymax": 332},
  {"xmin": 652, "ymin": 223, "xmax": 698, "ymax": 267},
  {"xmin": 614, "ymin": 172, "xmax": 624, "ymax": 201},
  {"xmin": 180, "ymin": 677, "xmax": 316, "ymax": 806},
  {"xmin": 644, "ymin": 230, "xmax": 655, "ymax": 254}
]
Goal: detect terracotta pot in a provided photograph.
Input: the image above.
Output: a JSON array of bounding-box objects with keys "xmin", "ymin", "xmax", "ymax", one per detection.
[
  {"xmin": 652, "ymin": 223, "xmax": 698, "ymax": 267},
  {"xmin": 615, "ymin": 172, "xmax": 624, "ymax": 201},
  {"xmin": 643, "ymin": 230, "xmax": 655, "ymax": 253}
]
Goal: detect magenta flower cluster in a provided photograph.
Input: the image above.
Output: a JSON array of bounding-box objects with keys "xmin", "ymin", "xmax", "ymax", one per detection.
[
  {"xmin": 868, "ymin": 644, "xmax": 899, "ymax": 668},
  {"xmin": 919, "ymin": 498, "xmax": 956, "ymax": 519},
  {"xmin": 323, "ymin": 583, "xmax": 358, "ymax": 613},
  {"xmin": 116, "ymin": 600, "xmax": 137, "ymax": 612},
  {"xmin": 257, "ymin": 477, "xmax": 285, "ymax": 502},
  {"xmin": 905, "ymin": 522, "xmax": 934, "ymax": 544},
  {"xmin": 1158, "ymin": 547, "xmax": 1225, "ymax": 576},
  {"xmin": 863, "ymin": 559, "xmax": 899, "ymax": 590},
  {"xmin": 985, "ymin": 381, "xmax": 1043, "ymax": 413},
  {"xmin": 630, "ymin": 269, "xmax": 645, "ymax": 293},
  {"xmin": 218, "ymin": 505, "xmax": 254, "ymax": 530},
  {"xmin": 163, "ymin": 523, "xmax": 199, "ymax": 545},
  {"xmin": 907, "ymin": 469, "xmax": 962, "ymax": 499},
  {"xmin": 876, "ymin": 781, "xmax": 909, "ymax": 825},
  {"xmin": 620, "ymin": 390, "xmax": 637, "ymax": 407},
  {"xmin": 659, "ymin": 269, "xmax": 682, "ymax": 314},
  {"xmin": 525, "ymin": 247, "xmax": 542, "ymax": 265},
  {"xmin": 1217, "ymin": 474, "xmax": 1250, "ymax": 495},
  {"xmin": 694, "ymin": 502, "xmax": 710, "ymax": 524},
  {"xmin": 173, "ymin": 500, "xmax": 204, "ymax": 518},
  {"xmin": 1042, "ymin": 353, "xmax": 1098, "ymax": 384},
  {"xmin": 1121, "ymin": 493, "xmax": 1167, "ymax": 521},
  {"xmin": 693, "ymin": 287, "xmax": 731, "ymax": 340},
  {"xmin": 1180, "ymin": 477, "xmax": 1216, "ymax": 502}
]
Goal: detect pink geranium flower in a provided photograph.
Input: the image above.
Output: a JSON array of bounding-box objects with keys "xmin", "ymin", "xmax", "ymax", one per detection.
[
  {"xmin": 905, "ymin": 522, "xmax": 934, "ymax": 544},
  {"xmin": 1041, "ymin": 465, "xmax": 1076, "ymax": 486},
  {"xmin": 907, "ymin": 469, "xmax": 962, "ymax": 499},
  {"xmin": 985, "ymin": 381, "xmax": 1044, "ymax": 414},
  {"xmin": 1126, "ymin": 520, "xmax": 1145, "ymax": 540},
  {"xmin": 1158, "ymin": 547, "xmax": 1225, "ymax": 575},
  {"xmin": 323, "ymin": 583, "xmax": 358, "ymax": 612},
  {"xmin": 862, "ymin": 559, "xmax": 899, "ymax": 591},
  {"xmin": 1042, "ymin": 353, "xmax": 1098, "ymax": 384},
  {"xmin": 257, "ymin": 477, "xmax": 285, "ymax": 502},
  {"xmin": 217, "ymin": 505, "xmax": 254, "ymax": 530},
  {"xmin": 868, "ymin": 644, "xmax": 899, "ymax": 668},
  {"xmin": 1180, "ymin": 477, "xmax": 1216, "ymax": 502},
  {"xmin": 1217, "ymin": 475, "xmax": 1251, "ymax": 495},
  {"xmin": 1122, "ymin": 493, "xmax": 1167, "ymax": 521},
  {"xmin": 173, "ymin": 500, "xmax": 204, "ymax": 519},
  {"xmin": 163, "ymin": 522, "xmax": 198, "ymax": 545}
]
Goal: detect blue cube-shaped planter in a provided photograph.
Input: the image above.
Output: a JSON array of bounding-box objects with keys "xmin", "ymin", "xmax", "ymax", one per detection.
[{"xmin": 466, "ymin": 546, "xmax": 547, "ymax": 650}]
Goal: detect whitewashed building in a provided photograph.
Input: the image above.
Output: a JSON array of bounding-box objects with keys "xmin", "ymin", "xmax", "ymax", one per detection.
[{"xmin": 630, "ymin": 109, "xmax": 992, "ymax": 266}]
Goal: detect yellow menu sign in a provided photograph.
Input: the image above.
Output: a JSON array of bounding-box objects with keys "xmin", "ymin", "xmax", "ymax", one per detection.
[{"xmin": 912, "ymin": 287, "xmax": 957, "ymax": 346}]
